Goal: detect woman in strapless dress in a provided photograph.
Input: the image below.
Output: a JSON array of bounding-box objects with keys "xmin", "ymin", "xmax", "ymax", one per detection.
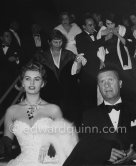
[{"xmin": 0, "ymin": 61, "xmax": 78, "ymax": 166}]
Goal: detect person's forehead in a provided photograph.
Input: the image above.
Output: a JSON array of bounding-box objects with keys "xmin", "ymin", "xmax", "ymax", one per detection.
[
  {"xmin": 130, "ymin": 15, "xmax": 136, "ymax": 19},
  {"xmin": 62, "ymin": 14, "xmax": 69, "ymax": 19},
  {"xmin": 98, "ymin": 71, "xmax": 117, "ymax": 79},
  {"xmin": 24, "ymin": 70, "xmax": 41, "ymax": 77},
  {"xmin": 4, "ymin": 32, "xmax": 11, "ymax": 36},
  {"xmin": 106, "ymin": 19, "xmax": 113, "ymax": 24},
  {"xmin": 52, "ymin": 39, "xmax": 62, "ymax": 42},
  {"xmin": 85, "ymin": 18, "xmax": 94, "ymax": 25}
]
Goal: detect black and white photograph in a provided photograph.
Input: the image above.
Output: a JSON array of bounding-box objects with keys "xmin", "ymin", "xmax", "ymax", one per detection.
[{"xmin": 0, "ymin": 0, "xmax": 136, "ymax": 165}]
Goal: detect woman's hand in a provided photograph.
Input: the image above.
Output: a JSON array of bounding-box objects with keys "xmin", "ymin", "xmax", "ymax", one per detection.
[
  {"xmin": 38, "ymin": 145, "xmax": 49, "ymax": 163},
  {"xmin": 76, "ymin": 53, "xmax": 87, "ymax": 66},
  {"xmin": 105, "ymin": 32, "xmax": 113, "ymax": 41},
  {"xmin": 101, "ymin": 29, "xmax": 111, "ymax": 36},
  {"xmin": 112, "ymin": 27, "xmax": 119, "ymax": 36},
  {"xmin": 75, "ymin": 53, "xmax": 84, "ymax": 62}
]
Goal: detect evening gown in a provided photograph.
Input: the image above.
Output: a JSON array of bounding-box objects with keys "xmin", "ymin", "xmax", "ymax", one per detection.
[{"xmin": 7, "ymin": 118, "xmax": 78, "ymax": 166}]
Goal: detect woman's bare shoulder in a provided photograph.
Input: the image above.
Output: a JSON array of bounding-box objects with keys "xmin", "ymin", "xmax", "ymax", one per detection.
[
  {"xmin": 4, "ymin": 104, "xmax": 21, "ymax": 121},
  {"xmin": 42, "ymin": 102, "xmax": 62, "ymax": 118},
  {"xmin": 43, "ymin": 103, "xmax": 60, "ymax": 111},
  {"xmin": 5, "ymin": 103, "xmax": 24, "ymax": 115}
]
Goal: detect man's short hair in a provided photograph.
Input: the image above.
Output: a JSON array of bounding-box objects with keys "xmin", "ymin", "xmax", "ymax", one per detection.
[{"xmin": 97, "ymin": 66, "xmax": 121, "ymax": 81}]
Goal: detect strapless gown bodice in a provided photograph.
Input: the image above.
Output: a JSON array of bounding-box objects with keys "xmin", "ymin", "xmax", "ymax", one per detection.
[{"xmin": 7, "ymin": 118, "xmax": 78, "ymax": 166}]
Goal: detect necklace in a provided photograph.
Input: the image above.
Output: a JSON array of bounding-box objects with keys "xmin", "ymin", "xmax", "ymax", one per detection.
[{"xmin": 25, "ymin": 99, "xmax": 42, "ymax": 120}]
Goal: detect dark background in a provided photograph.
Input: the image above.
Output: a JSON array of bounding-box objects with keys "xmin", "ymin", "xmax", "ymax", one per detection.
[{"xmin": 0, "ymin": 0, "xmax": 135, "ymax": 33}]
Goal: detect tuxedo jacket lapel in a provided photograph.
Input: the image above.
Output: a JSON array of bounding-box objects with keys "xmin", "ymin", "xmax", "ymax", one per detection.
[
  {"xmin": 43, "ymin": 49, "xmax": 74, "ymax": 80},
  {"xmin": 100, "ymin": 102, "xmax": 125, "ymax": 128},
  {"xmin": 99, "ymin": 103, "xmax": 114, "ymax": 128},
  {"xmin": 117, "ymin": 103, "xmax": 130, "ymax": 127},
  {"xmin": 83, "ymin": 31, "xmax": 94, "ymax": 43},
  {"xmin": 98, "ymin": 103, "xmax": 125, "ymax": 149},
  {"xmin": 44, "ymin": 50, "xmax": 59, "ymax": 80},
  {"xmin": 59, "ymin": 49, "xmax": 74, "ymax": 72}
]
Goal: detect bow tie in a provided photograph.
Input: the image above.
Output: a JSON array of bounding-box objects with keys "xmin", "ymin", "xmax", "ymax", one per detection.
[
  {"xmin": 89, "ymin": 34, "xmax": 94, "ymax": 37},
  {"xmin": 2, "ymin": 44, "xmax": 9, "ymax": 48},
  {"xmin": 89, "ymin": 34, "xmax": 95, "ymax": 41},
  {"xmin": 105, "ymin": 103, "xmax": 122, "ymax": 113},
  {"xmin": 33, "ymin": 34, "xmax": 40, "ymax": 37}
]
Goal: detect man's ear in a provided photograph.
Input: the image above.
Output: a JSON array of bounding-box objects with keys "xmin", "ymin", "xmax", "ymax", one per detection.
[{"xmin": 119, "ymin": 80, "xmax": 122, "ymax": 88}]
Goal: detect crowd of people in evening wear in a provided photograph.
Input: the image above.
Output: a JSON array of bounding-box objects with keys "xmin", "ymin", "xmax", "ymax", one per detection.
[{"xmin": 1, "ymin": 10, "xmax": 136, "ymax": 165}]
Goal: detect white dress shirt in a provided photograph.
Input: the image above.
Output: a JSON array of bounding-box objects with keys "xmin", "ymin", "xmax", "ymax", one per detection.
[
  {"xmin": 3, "ymin": 46, "xmax": 9, "ymax": 55},
  {"xmin": 85, "ymin": 31, "xmax": 95, "ymax": 41},
  {"xmin": 104, "ymin": 98, "xmax": 122, "ymax": 130}
]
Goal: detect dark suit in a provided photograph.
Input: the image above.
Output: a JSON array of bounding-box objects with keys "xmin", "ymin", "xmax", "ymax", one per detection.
[
  {"xmin": 9, "ymin": 29, "xmax": 22, "ymax": 48},
  {"xmin": 34, "ymin": 49, "xmax": 81, "ymax": 126},
  {"xmin": 0, "ymin": 42, "xmax": 21, "ymax": 103},
  {"xmin": 75, "ymin": 31, "xmax": 105, "ymax": 109},
  {"xmin": 83, "ymin": 102, "xmax": 136, "ymax": 149},
  {"xmin": 63, "ymin": 101, "xmax": 136, "ymax": 165},
  {"xmin": 22, "ymin": 31, "xmax": 49, "ymax": 64}
]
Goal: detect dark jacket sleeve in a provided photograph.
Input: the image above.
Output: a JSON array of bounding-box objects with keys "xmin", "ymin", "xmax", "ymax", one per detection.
[
  {"xmin": 0, "ymin": 136, "xmax": 13, "ymax": 158},
  {"xmin": 76, "ymin": 34, "xmax": 105, "ymax": 54}
]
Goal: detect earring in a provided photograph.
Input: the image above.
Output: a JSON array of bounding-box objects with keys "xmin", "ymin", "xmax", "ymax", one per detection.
[{"xmin": 41, "ymin": 83, "xmax": 44, "ymax": 88}]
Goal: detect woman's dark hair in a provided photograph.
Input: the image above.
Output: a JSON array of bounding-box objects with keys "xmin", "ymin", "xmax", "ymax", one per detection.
[
  {"xmin": 104, "ymin": 13, "xmax": 119, "ymax": 26},
  {"xmin": 20, "ymin": 61, "xmax": 47, "ymax": 84},
  {"xmin": 59, "ymin": 11, "xmax": 71, "ymax": 23},
  {"xmin": 48, "ymin": 29, "xmax": 67, "ymax": 49}
]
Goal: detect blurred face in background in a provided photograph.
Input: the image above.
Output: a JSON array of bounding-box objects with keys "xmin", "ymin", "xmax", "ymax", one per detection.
[
  {"xmin": 10, "ymin": 21, "xmax": 19, "ymax": 31},
  {"xmin": 61, "ymin": 14, "xmax": 70, "ymax": 26},
  {"xmin": 51, "ymin": 39, "xmax": 62, "ymax": 49},
  {"xmin": 98, "ymin": 70, "xmax": 122, "ymax": 103},
  {"xmin": 22, "ymin": 70, "xmax": 44, "ymax": 95},
  {"xmin": 3, "ymin": 31, "xmax": 12, "ymax": 45},
  {"xmin": 129, "ymin": 14, "xmax": 136, "ymax": 25},
  {"xmin": 83, "ymin": 18, "xmax": 95, "ymax": 34},
  {"xmin": 106, "ymin": 19, "xmax": 115, "ymax": 30},
  {"xmin": 32, "ymin": 24, "xmax": 41, "ymax": 34}
]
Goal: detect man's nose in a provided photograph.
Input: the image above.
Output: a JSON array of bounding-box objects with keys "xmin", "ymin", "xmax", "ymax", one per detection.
[
  {"xmin": 104, "ymin": 81, "xmax": 110, "ymax": 88},
  {"xmin": 30, "ymin": 80, "xmax": 34, "ymax": 85}
]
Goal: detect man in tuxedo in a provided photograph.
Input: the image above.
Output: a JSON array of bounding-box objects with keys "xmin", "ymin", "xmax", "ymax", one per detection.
[
  {"xmin": 0, "ymin": 30, "xmax": 21, "ymax": 97},
  {"xmin": 62, "ymin": 66, "xmax": 136, "ymax": 165},
  {"xmin": 23, "ymin": 24, "xmax": 49, "ymax": 64},
  {"xmin": 9, "ymin": 21, "xmax": 22, "ymax": 47},
  {"xmin": 31, "ymin": 24, "xmax": 48, "ymax": 51},
  {"xmin": 75, "ymin": 13, "xmax": 106, "ymax": 109}
]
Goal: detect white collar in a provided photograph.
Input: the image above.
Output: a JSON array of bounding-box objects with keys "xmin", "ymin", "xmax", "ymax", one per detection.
[
  {"xmin": 104, "ymin": 98, "xmax": 122, "ymax": 106},
  {"xmin": 50, "ymin": 49, "xmax": 62, "ymax": 68}
]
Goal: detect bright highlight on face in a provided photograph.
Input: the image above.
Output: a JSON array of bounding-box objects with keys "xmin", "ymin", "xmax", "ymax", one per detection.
[
  {"xmin": 51, "ymin": 39, "xmax": 62, "ymax": 48},
  {"xmin": 98, "ymin": 71, "xmax": 122, "ymax": 102},
  {"xmin": 22, "ymin": 70, "xmax": 44, "ymax": 94},
  {"xmin": 106, "ymin": 19, "xmax": 115, "ymax": 29}
]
